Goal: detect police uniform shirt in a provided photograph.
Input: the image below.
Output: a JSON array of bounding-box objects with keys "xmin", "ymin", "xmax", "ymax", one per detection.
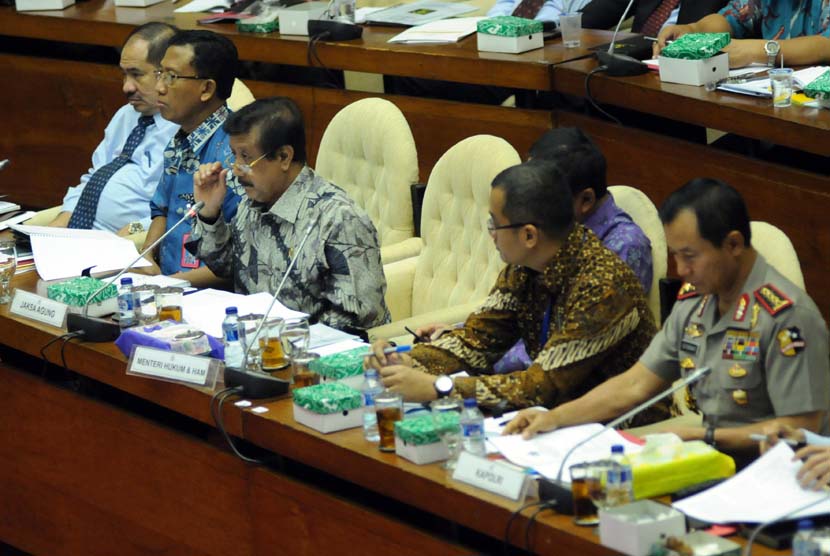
[{"xmin": 640, "ymin": 254, "xmax": 830, "ymax": 430}]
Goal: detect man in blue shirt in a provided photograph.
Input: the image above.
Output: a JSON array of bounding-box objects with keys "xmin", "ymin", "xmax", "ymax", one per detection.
[
  {"xmin": 48, "ymin": 23, "xmax": 179, "ymax": 233},
  {"xmin": 144, "ymin": 30, "xmax": 243, "ymax": 287},
  {"xmin": 655, "ymin": 0, "xmax": 830, "ymax": 67}
]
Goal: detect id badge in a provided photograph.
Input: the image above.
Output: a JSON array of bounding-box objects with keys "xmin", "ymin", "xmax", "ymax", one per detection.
[{"xmin": 180, "ymin": 232, "xmax": 200, "ymax": 269}]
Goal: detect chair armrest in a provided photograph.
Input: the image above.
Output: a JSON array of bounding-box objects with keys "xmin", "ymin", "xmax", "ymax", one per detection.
[
  {"xmin": 24, "ymin": 206, "xmax": 62, "ymax": 226},
  {"xmin": 383, "ymin": 255, "xmax": 418, "ymax": 322},
  {"xmin": 380, "ymin": 237, "xmax": 423, "ymax": 265},
  {"xmin": 368, "ymin": 299, "xmax": 483, "ymax": 342}
]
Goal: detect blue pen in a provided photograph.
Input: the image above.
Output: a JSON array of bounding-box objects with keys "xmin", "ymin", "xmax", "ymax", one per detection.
[{"xmin": 381, "ymin": 345, "xmax": 413, "ymax": 355}]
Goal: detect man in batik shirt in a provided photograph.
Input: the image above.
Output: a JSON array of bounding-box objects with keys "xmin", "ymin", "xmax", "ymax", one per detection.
[
  {"xmin": 191, "ymin": 97, "xmax": 390, "ymax": 332},
  {"xmin": 368, "ymin": 161, "xmax": 662, "ymax": 418}
]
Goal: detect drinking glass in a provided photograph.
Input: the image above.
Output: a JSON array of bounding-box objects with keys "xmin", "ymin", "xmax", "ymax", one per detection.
[
  {"xmin": 259, "ymin": 317, "xmax": 287, "ymax": 372},
  {"xmin": 586, "ymin": 460, "xmax": 619, "ymax": 513},
  {"xmin": 431, "ymin": 398, "xmax": 463, "ymax": 470},
  {"xmin": 0, "ymin": 239, "xmax": 16, "ymax": 304},
  {"xmin": 281, "ymin": 317, "xmax": 310, "ymax": 358},
  {"xmin": 570, "ymin": 462, "xmax": 599, "ymax": 526},
  {"xmin": 769, "ymin": 68, "xmax": 794, "ymax": 108},
  {"xmin": 238, "ymin": 313, "xmax": 265, "ymax": 372},
  {"xmin": 291, "ymin": 351, "xmax": 321, "ymax": 390},
  {"xmin": 375, "ymin": 390, "xmax": 403, "ymax": 452},
  {"xmin": 560, "ymin": 13, "xmax": 582, "ymax": 48},
  {"xmin": 133, "ymin": 285, "xmax": 159, "ymax": 325},
  {"xmin": 156, "ymin": 286, "xmax": 184, "ymax": 322}
]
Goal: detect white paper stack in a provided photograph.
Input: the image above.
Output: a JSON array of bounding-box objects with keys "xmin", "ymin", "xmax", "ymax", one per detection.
[
  {"xmin": 389, "ymin": 16, "xmax": 483, "ymax": 44},
  {"xmin": 181, "ymin": 289, "xmax": 308, "ymax": 338}
]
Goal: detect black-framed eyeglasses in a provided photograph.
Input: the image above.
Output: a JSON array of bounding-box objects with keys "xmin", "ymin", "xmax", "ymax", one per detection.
[
  {"xmin": 154, "ymin": 69, "xmax": 206, "ymax": 87},
  {"xmin": 487, "ymin": 215, "xmax": 537, "ymax": 234}
]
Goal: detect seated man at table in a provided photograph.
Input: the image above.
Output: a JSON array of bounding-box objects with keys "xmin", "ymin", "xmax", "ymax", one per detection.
[
  {"xmin": 190, "ymin": 97, "xmax": 390, "ymax": 332},
  {"xmin": 367, "ymin": 160, "xmax": 662, "ymax": 418},
  {"xmin": 654, "ymin": 0, "xmax": 830, "ymax": 67},
  {"xmin": 47, "ymin": 22, "xmax": 179, "ymax": 233},
  {"xmin": 505, "ymin": 178, "xmax": 830, "ymax": 460},
  {"xmin": 143, "ymin": 30, "xmax": 243, "ymax": 287},
  {"xmin": 579, "ymin": 0, "xmax": 727, "ymax": 38}
]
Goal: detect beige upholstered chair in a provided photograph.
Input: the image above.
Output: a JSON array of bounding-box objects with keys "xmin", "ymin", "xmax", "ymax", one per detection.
[
  {"xmin": 608, "ymin": 185, "xmax": 667, "ymax": 324},
  {"xmin": 25, "ymin": 79, "xmax": 256, "ymax": 248},
  {"xmin": 750, "ymin": 221, "xmax": 805, "ymax": 290},
  {"xmin": 369, "ymin": 135, "xmax": 521, "ymax": 341},
  {"xmin": 315, "ymin": 98, "xmax": 420, "ymax": 264}
]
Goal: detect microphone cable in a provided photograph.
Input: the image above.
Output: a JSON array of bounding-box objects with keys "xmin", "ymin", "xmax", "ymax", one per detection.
[
  {"xmin": 210, "ymin": 385, "xmax": 282, "ymax": 466},
  {"xmin": 585, "ymin": 66, "xmax": 622, "ymax": 126}
]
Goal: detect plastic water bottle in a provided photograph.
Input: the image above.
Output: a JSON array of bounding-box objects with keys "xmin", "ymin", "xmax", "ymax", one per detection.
[
  {"xmin": 793, "ymin": 519, "xmax": 820, "ymax": 556},
  {"xmin": 331, "ymin": 0, "xmax": 355, "ymax": 23},
  {"xmin": 222, "ymin": 306, "xmax": 243, "ymax": 368},
  {"xmin": 361, "ymin": 369, "xmax": 383, "ymax": 442},
  {"xmin": 117, "ymin": 277, "xmax": 137, "ymax": 328},
  {"xmin": 460, "ymin": 398, "xmax": 486, "ymax": 456},
  {"xmin": 606, "ymin": 444, "xmax": 634, "ymax": 506}
]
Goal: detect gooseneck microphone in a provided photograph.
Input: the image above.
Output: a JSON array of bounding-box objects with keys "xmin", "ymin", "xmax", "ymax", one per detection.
[
  {"xmin": 66, "ymin": 201, "xmax": 205, "ymax": 342},
  {"xmin": 0, "ymin": 159, "xmax": 10, "ymax": 171},
  {"xmin": 223, "ymin": 213, "xmax": 319, "ymax": 399},
  {"xmin": 595, "ymin": 0, "xmax": 649, "ymax": 76},
  {"xmin": 538, "ymin": 366, "xmax": 713, "ymax": 513}
]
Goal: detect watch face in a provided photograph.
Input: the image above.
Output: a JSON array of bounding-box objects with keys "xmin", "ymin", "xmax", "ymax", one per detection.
[
  {"xmin": 435, "ymin": 375, "xmax": 453, "ymax": 394},
  {"xmin": 765, "ymin": 41, "xmax": 779, "ymax": 55}
]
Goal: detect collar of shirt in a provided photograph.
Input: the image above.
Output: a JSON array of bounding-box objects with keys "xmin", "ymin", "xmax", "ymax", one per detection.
[
  {"xmin": 582, "ymin": 195, "xmax": 623, "ymax": 240},
  {"xmin": 540, "ymin": 223, "xmax": 589, "ymax": 296},
  {"xmin": 263, "ymin": 165, "xmax": 315, "ymax": 224},
  {"xmin": 164, "ymin": 105, "xmax": 230, "ymax": 175}
]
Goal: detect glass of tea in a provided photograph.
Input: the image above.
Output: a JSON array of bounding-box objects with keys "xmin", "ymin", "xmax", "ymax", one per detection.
[
  {"xmin": 281, "ymin": 316, "xmax": 310, "ymax": 359},
  {"xmin": 570, "ymin": 462, "xmax": 599, "ymax": 526},
  {"xmin": 0, "ymin": 239, "xmax": 16, "ymax": 304},
  {"xmin": 238, "ymin": 313, "xmax": 265, "ymax": 372},
  {"xmin": 374, "ymin": 390, "xmax": 403, "ymax": 452},
  {"xmin": 133, "ymin": 284, "xmax": 159, "ymax": 325},
  {"xmin": 290, "ymin": 351, "xmax": 320, "ymax": 390},
  {"xmin": 259, "ymin": 317, "xmax": 287, "ymax": 374},
  {"xmin": 156, "ymin": 286, "xmax": 184, "ymax": 322}
]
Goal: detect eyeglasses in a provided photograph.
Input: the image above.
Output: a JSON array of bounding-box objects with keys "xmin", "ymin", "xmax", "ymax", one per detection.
[
  {"xmin": 232, "ymin": 152, "xmax": 269, "ymax": 176},
  {"xmin": 487, "ymin": 215, "xmax": 537, "ymax": 234},
  {"xmin": 154, "ymin": 69, "xmax": 206, "ymax": 87}
]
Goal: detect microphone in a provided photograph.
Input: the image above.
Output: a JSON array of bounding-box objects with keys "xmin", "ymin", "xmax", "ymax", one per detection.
[
  {"xmin": 595, "ymin": 0, "xmax": 649, "ymax": 77},
  {"xmin": 223, "ymin": 214, "xmax": 319, "ymax": 399},
  {"xmin": 538, "ymin": 366, "xmax": 712, "ymax": 513},
  {"xmin": 66, "ymin": 201, "xmax": 206, "ymax": 342},
  {"xmin": 0, "ymin": 159, "xmax": 9, "ymax": 171}
]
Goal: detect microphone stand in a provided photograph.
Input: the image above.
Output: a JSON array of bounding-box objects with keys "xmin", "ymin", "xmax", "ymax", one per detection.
[
  {"xmin": 538, "ymin": 366, "xmax": 712, "ymax": 514},
  {"xmin": 594, "ymin": 0, "xmax": 649, "ymax": 76},
  {"xmin": 66, "ymin": 201, "xmax": 206, "ymax": 342}
]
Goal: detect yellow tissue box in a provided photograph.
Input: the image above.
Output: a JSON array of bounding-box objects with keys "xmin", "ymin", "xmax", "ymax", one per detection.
[{"xmin": 630, "ymin": 440, "xmax": 735, "ymax": 499}]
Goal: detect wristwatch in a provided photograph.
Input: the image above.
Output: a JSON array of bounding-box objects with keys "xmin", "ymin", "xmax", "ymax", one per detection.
[
  {"xmin": 434, "ymin": 375, "xmax": 454, "ymax": 398},
  {"xmin": 704, "ymin": 425, "xmax": 717, "ymax": 448},
  {"xmin": 764, "ymin": 39, "xmax": 780, "ymax": 67}
]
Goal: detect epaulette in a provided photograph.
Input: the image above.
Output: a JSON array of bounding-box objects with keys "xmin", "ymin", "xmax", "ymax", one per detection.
[
  {"xmin": 754, "ymin": 283, "xmax": 793, "ymax": 316},
  {"xmin": 676, "ymin": 282, "xmax": 700, "ymax": 300}
]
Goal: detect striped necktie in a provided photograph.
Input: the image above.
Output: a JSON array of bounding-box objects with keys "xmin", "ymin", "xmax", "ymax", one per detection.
[
  {"xmin": 639, "ymin": 0, "xmax": 681, "ymax": 38},
  {"xmin": 511, "ymin": 0, "xmax": 545, "ymax": 20}
]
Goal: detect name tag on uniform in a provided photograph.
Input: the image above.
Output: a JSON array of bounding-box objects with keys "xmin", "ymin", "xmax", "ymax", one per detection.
[
  {"xmin": 722, "ymin": 329, "xmax": 760, "ymax": 361},
  {"xmin": 681, "ymin": 340, "xmax": 698, "ymax": 354}
]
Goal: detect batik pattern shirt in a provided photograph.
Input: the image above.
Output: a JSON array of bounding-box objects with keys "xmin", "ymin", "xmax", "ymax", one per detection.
[
  {"xmin": 719, "ymin": 0, "xmax": 830, "ymax": 39},
  {"xmin": 192, "ymin": 166, "xmax": 390, "ymax": 331},
  {"xmin": 411, "ymin": 225, "xmax": 661, "ymax": 415}
]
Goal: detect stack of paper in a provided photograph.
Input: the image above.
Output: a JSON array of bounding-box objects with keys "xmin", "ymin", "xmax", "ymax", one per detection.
[
  {"xmin": 717, "ymin": 65, "xmax": 830, "ymax": 98},
  {"xmin": 389, "ymin": 16, "xmax": 483, "ymax": 44},
  {"xmin": 181, "ymin": 289, "xmax": 308, "ymax": 338},
  {"xmin": 367, "ymin": 0, "xmax": 477, "ymax": 26},
  {"xmin": 0, "ymin": 201, "xmax": 20, "ymax": 215},
  {"xmin": 10, "ymin": 224, "xmax": 151, "ymax": 281},
  {"xmin": 0, "ymin": 211, "xmax": 36, "ymax": 232}
]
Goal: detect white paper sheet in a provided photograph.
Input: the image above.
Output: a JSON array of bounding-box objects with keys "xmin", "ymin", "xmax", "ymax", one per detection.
[
  {"xmin": 173, "ymin": 0, "xmax": 231, "ymax": 13},
  {"xmin": 181, "ymin": 289, "xmax": 308, "ymax": 338},
  {"xmin": 489, "ymin": 423, "xmax": 643, "ymax": 481},
  {"xmin": 308, "ymin": 323, "xmax": 359, "ymax": 350},
  {"xmin": 673, "ymin": 443, "xmax": 830, "ymax": 523},
  {"xmin": 388, "ymin": 16, "xmax": 483, "ymax": 44}
]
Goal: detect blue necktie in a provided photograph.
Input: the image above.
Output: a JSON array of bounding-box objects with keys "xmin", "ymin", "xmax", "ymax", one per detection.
[{"xmin": 68, "ymin": 115, "xmax": 155, "ymax": 229}]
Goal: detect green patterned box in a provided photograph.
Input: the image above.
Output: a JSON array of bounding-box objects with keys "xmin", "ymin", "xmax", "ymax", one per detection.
[
  {"xmin": 236, "ymin": 14, "xmax": 279, "ymax": 34},
  {"xmin": 661, "ymin": 33, "xmax": 730, "ymax": 60},
  {"xmin": 804, "ymin": 70, "xmax": 830, "ymax": 100},
  {"xmin": 477, "ymin": 16, "xmax": 542, "ymax": 38},
  {"xmin": 310, "ymin": 346, "xmax": 366, "ymax": 380},
  {"xmin": 395, "ymin": 412, "xmax": 459, "ymax": 446},
  {"xmin": 47, "ymin": 277, "xmax": 117, "ymax": 307},
  {"xmin": 292, "ymin": 382, "xmax": 362, "ymax": 414}
]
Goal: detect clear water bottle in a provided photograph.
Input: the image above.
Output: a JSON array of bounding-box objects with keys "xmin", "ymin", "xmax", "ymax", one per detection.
[
  {"xmin": 606, "ymin": 444, "xmax": 634, "ymax": 506},
  {"xmin": 117, "ymin": 277, "xmax": 137, "ymax": 328},
  {"xmin": 330, "ymin": 0, "xmax": 355, "ymax": 23},
  {"xmin": 361, "ymin": 369, "xmax": 383, "ymax": 442},
  {"xmin": 222, "ymin": 306, "xmax": 243, "ymax": 368},
  {"xmin": 460, "ymin": 398, "xmax": 486, "ymax": 456},
  {"xmin": 793, "ymin": 519, "xmax": 820, "ymax": 556}
]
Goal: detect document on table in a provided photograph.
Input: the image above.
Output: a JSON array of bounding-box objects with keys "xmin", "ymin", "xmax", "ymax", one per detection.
[
  {"xmin": 173, "ymin": 0, "xmax": 232, "ymax": 12},
  {"xmin": 366, "ymin": 0, "xmax": 477, "ymax": 26},
  {"xmin": 181, "ymin": 289, "xmax": 308, "ymax": 338},
  {"xmin": 388, "ymin": 16, "xmax": 483, "ymax": 44},
  {"xmin": 489, "ymin": 423, "xmax": 643, "ymax": 481},
  {"xmin": 673, "ymin": 443, "xmax": 830, "ymax": 523},
  {"xmin": 10, "ymin": 224, "xmax": 151, "ymax": 281}
]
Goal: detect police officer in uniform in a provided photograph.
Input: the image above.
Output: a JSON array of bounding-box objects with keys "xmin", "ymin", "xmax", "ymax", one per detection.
[{"xmin": 505, "ymin": 178, "xmax": 830, "ymax": 460}]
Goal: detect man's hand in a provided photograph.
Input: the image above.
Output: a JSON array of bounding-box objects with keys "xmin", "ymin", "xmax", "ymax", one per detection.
[
  {"xmin": 653, "ymin": 24, "xmax": 694, "ymax": 56},
  {"xmin": 503, "ymin": 408, "xmax": 558, "ymax": 439},
  {"xmin": 365, "ymin": 339, "xmax": 396, "ymax": 370},
  {"xmin": 761, "ymin": 423, "xmax": 806, "ymax": 454},
  {"xmin": 795, "ymin": 445, "xmax": 830, "ymax": 490},
  {"xmin": 722, "ymin": 39, "xmax": 766, "ymax": 68},
  {"xmin": 193, "ymin": 162, "xmax": 228, "ymax": 221},
  {"xmin": 415, "ymin": 323, "xmax": 454, "ymax": 342},
  {"xmin": 379, "ymin": 361, "xmax": 438, "ymax": 403}
]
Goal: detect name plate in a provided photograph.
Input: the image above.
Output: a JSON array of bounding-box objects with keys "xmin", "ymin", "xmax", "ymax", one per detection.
[
  {"xmin": 452, "ymin": 451, "xmax": 529, "ymax": 501},
  {"xmin": 127, "ymin": 345, "xmax": 220, "ymax": 389},
  {"xmin": 10, "ymin": 290, "xmax": 68, "ymax": 328}
]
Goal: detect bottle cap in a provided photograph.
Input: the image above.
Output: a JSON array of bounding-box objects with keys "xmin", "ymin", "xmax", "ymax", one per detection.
[
  {"xmin": 798, "ymin": 519, "xmax": 815, "ymax": 529},
  {"xmin": 463, "ymin": 398, "xmax": 476, "ymax": 408},
  {"xmin": 364, "ymin": 368, "xmax": 378, "ymax": 378},
  {"xmin": 611, "ymin": 444, "xmax": 624, "ymax": 454},
  {"xmin": 225, "ymin": 306, "xmax": 238, "ymax": 315},
  {"xmin": 120, "ymin": 277, "xmax": 133, "ymax": 286}
]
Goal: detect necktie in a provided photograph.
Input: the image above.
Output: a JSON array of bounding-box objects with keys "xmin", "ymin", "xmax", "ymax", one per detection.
[
  {"xmin": 511, "ymin": 0, "xmax": 545, "ymax": 20},
  {"xmin": 639, "ymin": 0, "xmax": 681, "ymax": 38},
  {"xmin": 68, "ymin": 115, "xmax": 155, "ymax": 229}
]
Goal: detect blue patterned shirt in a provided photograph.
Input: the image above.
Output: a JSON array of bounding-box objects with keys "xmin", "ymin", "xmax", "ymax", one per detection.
[
  {"xmin": 150, "ymin": 105, "xmax": 243, "ymax": 275},
  {"xmin": 720, "ymin": 0, "xmax": 830, "ymax": 39}
]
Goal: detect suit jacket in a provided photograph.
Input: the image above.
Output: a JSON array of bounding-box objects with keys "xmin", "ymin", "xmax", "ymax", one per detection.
[{"xmin": 580, "ymin": 0, "xmax": 728, "ymax": 33}]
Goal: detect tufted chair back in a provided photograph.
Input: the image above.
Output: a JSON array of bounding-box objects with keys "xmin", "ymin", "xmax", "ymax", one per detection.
[
  {"xmin": 316, "ymin": 98, "xmax": 419, "ymax": 258},
  {"xmin": 608, "ymin": 185, "xmax": 667, "ymax": 324},
  {"xmin": 410, "ymin": 135, "xmax": 520, "ymax": 316},
  {"xmin": 227, "ymin": 78, "xmax": 255, "ymax": 111},
  {"xmin": 750, "ymin": 221, "xmax": 805, "ymax": 290}
]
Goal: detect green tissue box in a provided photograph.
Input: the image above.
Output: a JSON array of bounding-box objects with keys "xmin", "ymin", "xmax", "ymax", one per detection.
[
  {"xmin": 236, "ymin": 14, "xmax": 279, "ymax": 34},
  {"xmin": 660, "ymin": 33, "xmax": 730, "ymax": 60},
  {"xmin": 46, "ymin": 276, "xmax": 118, "ymax": 317},
  {"xmin": 804, "ymin": 69, "xmax": 830, "ymax": 102},
  {"xmin": 311, "ymin": 347, "xmax": 367, "ymax": 388},
  {"xmin": 477, "ymin": 16, "xmax": 542, "ymax": 37},
  {"xmin": 292, "ymin": 382, "xmax": 363, "ymax": 433},
  {"xmin": 394, "ymin": 413, "xmax": 458, "ymax": 464}
]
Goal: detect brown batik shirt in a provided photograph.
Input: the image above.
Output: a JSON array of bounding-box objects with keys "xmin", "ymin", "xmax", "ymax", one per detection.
[{"xmin": 411, "ymin": 224, "xmax": 660, "ymax": 414}]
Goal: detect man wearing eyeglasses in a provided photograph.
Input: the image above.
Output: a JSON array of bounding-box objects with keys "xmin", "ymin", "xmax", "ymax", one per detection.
[
  {"xmin": 46, "ymin": 23, "xmax": 179, "ymax": 232},
  {"xmin": 142, "ymin": 30, "xmax": 243, "ymax": 287},
  {"xmin": 190, "ymin": 97, "xmax": 390, "ymax": 332},
  {"xmin": 367, "ymin": 161, "xmax": 661, "ymax": 420}
]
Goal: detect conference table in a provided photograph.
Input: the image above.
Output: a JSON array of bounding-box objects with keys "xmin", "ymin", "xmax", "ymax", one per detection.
[{"xmin": 0, "ymin": 270, "xmax": 784, "ymax": 556}]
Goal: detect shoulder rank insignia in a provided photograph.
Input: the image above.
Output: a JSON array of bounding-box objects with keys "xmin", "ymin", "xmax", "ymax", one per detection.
[
  {"xmin": 677, "ymin": 282, "xmax": 700, "ymax": 300},
  {"xmin": 733, "ymin": 294, "xmax": 749, "ymax": 322},
  {"xmin": 754, "ymin": 284, "xmax": 793, "ymax": 316},
  {"xmin": 750, "ymin": 302, "xmax": 761, "ymax": 329}
]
